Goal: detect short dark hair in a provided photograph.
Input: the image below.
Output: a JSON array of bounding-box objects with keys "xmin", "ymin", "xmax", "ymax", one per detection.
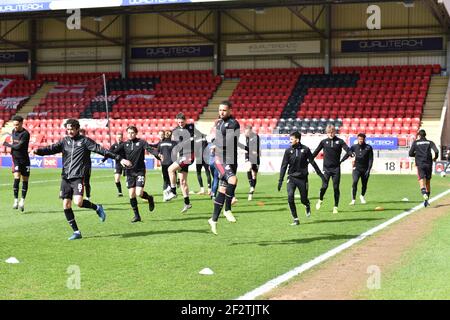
[
  {"xmin": 220, "ymin": 100, "xmax": 232, "ymax": 108},
  {"xmin": 290, "ymin": 131, "xmax": 301, "ymax": 140},
  {"xmin": 65, "ymin": 119, "xmax": 80, "ymax": 130},
  {"xmin": 418, "ymin": 129, "xmax": 426, "ymax": 138},
  {"xmin": 12, "ymin": 115, "xmax": 23, "ymax": 123},
  {"xmin": 357, "ymin": 133, "xmax": 366, "ymax": 139},
  {"xmin": 176, "ymin": 113, "xmax": 186, "ymax": 120},
  {"xmin": 127, "ymin": 125, "xmax": 138, "ymax": 133}
]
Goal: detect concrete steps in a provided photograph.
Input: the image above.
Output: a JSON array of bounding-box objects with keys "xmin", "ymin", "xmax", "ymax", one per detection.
[{"xmin": 196, "ymin": 79, "xmax": 239, "ymax": 135}]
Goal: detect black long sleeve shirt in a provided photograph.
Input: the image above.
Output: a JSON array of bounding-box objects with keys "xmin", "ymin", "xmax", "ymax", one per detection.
[
  {"xmin": 4, "ymin": 128, "xmax": 30, "ymax": 164},
  {"xmin": 214, "ymin": 116, "xmax": 240, "ymax": 165},
  {"xmin": 36, "ymin": 134, "xmax": 120, "ymax": 179},
  {"xmin": 313, "ymin": 136, "xmax": 351, "ymax": 171},
  {"xmin": 341, "ymin": 143, "xmax": 374, "ymax": 171},
  {"xmin": 409, "ymin": 138, "xmax": 439, "ymax": 167},
  {"xmin": 279, "ymin": 143, "xmax": 323, "ymax": 181}
]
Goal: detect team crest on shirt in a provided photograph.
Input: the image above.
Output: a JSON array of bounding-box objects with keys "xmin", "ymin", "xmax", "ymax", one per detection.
[
  {"xmin": 336, "ymin": 141, "xmax": 340, "ymax": 144},
  {"xmin": 136, "ymin": 142, "xmax": 140, "ymax": 146},
  {"xmin": 301, "ymin": 149, "xmax": 305, "ymax": 153},
  {"xmin": 77, "ymin": 142, "xmax": 82, "ymax": 147},
  {"xmin": 225, "ymin": 165, "xmax": 231, "ymax": 170},
  {"xmin": 326, "ymin": 141, "xmax": 329, "ymax": 144}
]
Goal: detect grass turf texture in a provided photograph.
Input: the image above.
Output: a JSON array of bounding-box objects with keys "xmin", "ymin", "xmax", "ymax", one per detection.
[
  {"xmin": 0, "ymin": 168, "xmax": 448, "ymax": 299},
  {"xmin": 362, "ymin": 203, "xmax": 450, "ymax": 300}
]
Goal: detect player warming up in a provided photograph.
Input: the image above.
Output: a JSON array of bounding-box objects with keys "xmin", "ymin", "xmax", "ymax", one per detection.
[
  {"xmin": 3, "ymin": 115, "xmax": 30, "ymax": 212},
  {"xmin": 244, "ymin": 125, "xmax": 261, "ymax": 201},
  {"xmin": 208, "ymin": 101, "xmax": 240, "ymax": 235},
  {"xmin": 312, "ymin": 124, "xmax": 351, "ymax": 214},
  {"xmin": 409, "ymin": 129, "xmax": 439, "ymax": 207},
  {"xmin": 340, "ymin": 133, "xmax": 374, "ymax": 205},
  {"xmin": 278, "ymin": 131, "xmax": 324, "ymax": 225},
  {"xmin": 114, "ymin": 126, "xmax": 158, "ymax": 222},
  {"xmin": 34, "ymin": 119, "xmax": 130, "ymax": 240}
]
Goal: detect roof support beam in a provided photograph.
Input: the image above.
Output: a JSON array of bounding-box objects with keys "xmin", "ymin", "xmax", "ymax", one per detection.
[
  {"xmin": 158, "ymin": 12, "xmax": 215, "ymax": 43},
  {"xmin": 288, "ymin": 6, "xmax": 326, "ymax": 38}
]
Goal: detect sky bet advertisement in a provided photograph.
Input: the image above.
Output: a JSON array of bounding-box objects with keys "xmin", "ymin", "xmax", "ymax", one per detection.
[
  {"xmin": 0, "ymin": 0, "xmax": 233, "ymax": 14},
  {"xmin": 0, "ymin": 156, "xmax": 155, "ymax": 169}
]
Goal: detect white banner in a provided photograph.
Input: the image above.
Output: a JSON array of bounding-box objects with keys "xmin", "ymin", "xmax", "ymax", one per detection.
[
  {"xmin": 125, "ymin": 94, "xmax": 155, "ymax": 100},
  {"xmin": 0, "ymin": 79, "xmax": 12, "ymax": 94},
  {"xmin": 0, "ymin": 96, "xmax": 28, "ymax": 109},
  {"xmin": 62, "ymin": 119, "xmax": 108, "ymax": 129},
  {"xmin": 226, "ymin": 40, "xmax": 321, "ymax": 56},
  {"xmin": 50, "ymin": 85, "xmax": 87, "ymax": 94}
]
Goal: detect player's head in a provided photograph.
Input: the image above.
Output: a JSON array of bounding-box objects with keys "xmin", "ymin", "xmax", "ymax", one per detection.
[
  {"xmin": 417, "ymin": 129, "xmax": 426, "ymax": 139},
  {"xmin": 116, "ymin": 132, "xmax": 123, "ymax": 143},
  {"xmin": 357, "ymin": 133, "xmax": 366, "ymax": 145},
  {"xmin": 158, "ymin": 130, "xmax": 165, "ymax": 140},
  {"xmin": 12, "ymin": 115, "xmax": 24, "ymax": 131},
  {"xmin": 218, "ymin": 100, "xmax": 232, "ymax": 120},
  {"xmin": 326, "ymin": 124, "xmax": 336, "ymax": 139},
  {"xmin": 245, "ymin": 125, "xmax": 253, "ymax": 137},
  {"xmin": 290, "ymin": 131, "xmax": 301, "ymax": 146},
  {"xmin": 126, "ymin": 125, "xmax": 138, "ymax": 140},
  {"xmin": 65, "ymin": 119, "xmax": 80, "ymax": 138},
  {"xmin": 176, "ymin": 113, "xmax": 186, "ymax": 127},
  {"xmin": 164, "ymin": 130, "xmax": 172, "ymax": 140}
]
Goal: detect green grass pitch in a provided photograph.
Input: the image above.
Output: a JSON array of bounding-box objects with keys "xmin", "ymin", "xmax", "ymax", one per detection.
[{"xmin": 0, "ymin": 168, "xmax": 448, "ymax": 299}]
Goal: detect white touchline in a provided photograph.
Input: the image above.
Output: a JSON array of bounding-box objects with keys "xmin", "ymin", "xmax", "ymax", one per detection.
[
  {"xmin": 236, "ymin": 188, "xmax": 450, "ymax": 300},
  {"xmin": 0, "ymin": 174, "xmax": 112, "ymax": 187}
]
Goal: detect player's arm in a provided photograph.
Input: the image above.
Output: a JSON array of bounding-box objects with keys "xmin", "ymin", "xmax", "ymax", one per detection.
[
  {"xmin": 408, "ymin": 142, "xmax": 416, "ymax": 157},
  {"xmin": 312, "ymin": 140, "xmax": 323, "ymax": 159},
  {"xmin": 34, "ymin": 140, "xmax": 64, "ymax": 156},
  {"xmin": 86, "ymin": 137, "xmax": 131, "ymax": 167},
  {"xmin": 340, "ymin": 145, "xmax": 354, "ymax": 163},
  {"xmin": 431, "ymin": 141, "xmax": 439, "ymax": 161},
  {"xmin": 341, "ymin": 139, "xmax": 352, "ymax": 157},
  {"xmin": 101, "ymin": 143, "xmax": 116, "ymax": 162},
  {"xmin": 278, "ymin": 149, "xmax": 290, "ymax": 191},
  {"xmin": 3, "ymin": 131, "xmax": 30, "ymax": 150},
  {"xmin": 367, "ymin": 146, "xmax": 374, "ymax": 172},
  {"xmin": 144, "ymin": 141, "xmax": 161, "ymax": 160},
  {"xmin": 307, "ymin": 149, "xmax": 324, "ymax": 179}
]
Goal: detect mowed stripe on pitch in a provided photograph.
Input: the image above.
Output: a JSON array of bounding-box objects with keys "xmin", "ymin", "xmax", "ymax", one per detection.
[{"xmin": 236, "ymin": 188, "xmax": 450, "ymax": 300}]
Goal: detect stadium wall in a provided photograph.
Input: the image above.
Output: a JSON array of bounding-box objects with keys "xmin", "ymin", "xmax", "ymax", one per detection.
[{"xmin": 0, "ymin": 2, "xmax": 446, "ymax": 74}]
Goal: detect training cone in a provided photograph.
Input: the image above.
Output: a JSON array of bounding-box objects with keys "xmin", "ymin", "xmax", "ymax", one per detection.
[
  {"xmin": 374, "ymin": 206, "xmax": 384, "ymax": 211},
  {"xmin": 199, "ymin": 268, "xmax": 214, "ymax": 275},
  {"xmin": 402, "ymin": 198, "xmax": 409, "ymax": 202},
  {"xmin": 5, "ymin": 257, "xmax": 19, "ymax": 264}
]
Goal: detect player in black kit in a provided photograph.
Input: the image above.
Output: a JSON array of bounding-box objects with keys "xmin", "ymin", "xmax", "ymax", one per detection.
[
  {"xmin": 158, "ymin": 130, "xmax": 177, "ymax": 201},
  {"xmin": 312, "ymin": 124, "xmax": 351, "ymax": 214},
  {"xmin": 34, "ymin": 119, "xmax": 130, "ymax": 240},
  {"xmin": 79, "ymin": 129, "xmax": 92, "ymax": 200},
  {"xmin": 194, "ymin": 132, "xmax": 212, "ymax": 195},
  {"xmin": 3, "ymin": 115, "xmax": 30, "ymax": 212},
  {"xmin": 166, "ymin": 113, "xmax": 199, "ymax": 214},
  {"xmin": 104, "ymin": 132, "xmax": 126, "ymax": 197},
  {"xmin": 278, "ymin": 131, "xmax": 324, "ymax": 225},
  {"xmin": 244, "ymin": 125, "xmax": 260, "ymax": 201},
  {"xmin": 409, "ymin": 129, "xmax": 439, "ymax": 207},
  {"xmin": 340, "ymin": 133, "xmax": 374, "ymax": 205},
  {"xmin": 208, "ymin": 101, "xmax": 240, "ymax": 235},
  {"xmin": 114, "ymin": 126, "xmax": 158, "ymax": 222}
]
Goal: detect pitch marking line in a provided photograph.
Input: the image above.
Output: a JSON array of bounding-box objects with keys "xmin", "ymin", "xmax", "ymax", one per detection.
[{"xmin": 236, "ymin": 188, "xmax": 450, "ymax": 300}]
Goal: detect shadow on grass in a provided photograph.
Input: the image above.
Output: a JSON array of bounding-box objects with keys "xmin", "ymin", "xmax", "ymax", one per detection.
[
  {"xmin": 306, "ymin": 217, "xmax": 384, "ymax": 224},
  {"xmin": 231, "ymin": 233, "xmax": 359, "ymax": 246},
  {"xmin": 86, "ymin": 228, "xmax": 209, "ymax": 239}
]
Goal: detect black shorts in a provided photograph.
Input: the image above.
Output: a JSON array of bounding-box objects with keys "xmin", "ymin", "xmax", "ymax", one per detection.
[
  {"xmin": 114, "ymin": 165, "xmax": 124, "ymax": 176},
  {"xmin": 176, "ymin": 153, "xmax": 194, "ymax": 172},
  {"xmin": 417, "ymin": 165, "xmax": 432, "ymax": 180},
  {"xmin": 60, "ymin": 178, "xmax": 84, "ymax": 199},
  {"xmin": 126, "ymin": 172, "xmax": 146, "ymax": 189},
  {"xmin": 12, "ymin": 162, "xmax": 30, "ymax": 177},
  {"xmin": 215, "ymin": 160, "xmax": 237, "ymax": 187}
]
